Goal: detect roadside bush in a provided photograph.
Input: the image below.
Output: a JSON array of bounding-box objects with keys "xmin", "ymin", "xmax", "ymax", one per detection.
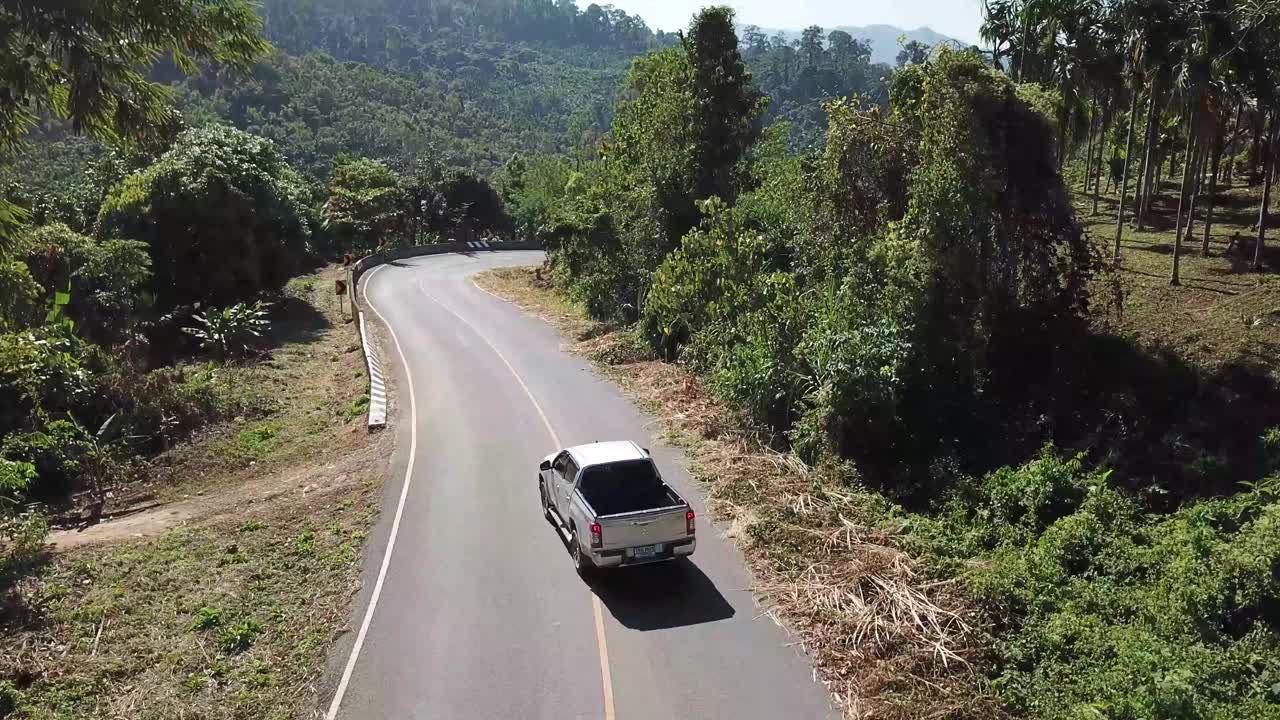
[
  {"xmin": 641, "ymin": 198, "xmax": 775, "ymax": 358},
  {"xmin": 697, "ymin": 272, "xmax": 807, "ymax": 433},
  {"xmin": 0, "ymin": 458, "xmax": 47, "ymax": 567},
  {"xmin": 0, "ymin": 420, "xmax": 98, "ymax": 494},
  {"xmin": 789, "ymin": 269, "xmax": 913, "ymax": 465},
  {"xmin": 544, "ymin": 195, "xmax": 646, "ymax": 322},
  {"xmin": 17, "ymin": 223, "xmax": 152, "ymax": 342},
  {"xmin": 96, "ymin": 125, "xmax": 311, "ymax": 309},
  {"xmin": 910, "ymin": 450, "xmax": 1280, "ymax": 719},
  {"xmin": 0, "ymin": 321, "xmax": 263, "ymax": 497},
  {"xmin": 0, "ymin": 326, "xmax": 99, "ymax": 437},
  {"xmin": 0, "ymin": 260, "xmax": 41, "ymax": 331},
  {"xmin": 183, "ymin": 301, "xmax": 272, "ymax": 359}
]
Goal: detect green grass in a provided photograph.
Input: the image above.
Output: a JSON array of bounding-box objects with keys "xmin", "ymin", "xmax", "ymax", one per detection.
[
  {"xmin": 1, "ymin": 264, "xmax": 384, "ymax": 719},
  {"xmin": 1075, "ymin": 180, "xmax": 1280, "ymax": 378},
  {"xmin": 230, "ymin": 421, "xmax": 280, "ymax": 462},
  {"xmin": 341, "ymin": 393, "xmax": 370, "ymax": 422},
  {"xmin": 0, "ymin": 481, "xmax": 378, "ymax": 720}
]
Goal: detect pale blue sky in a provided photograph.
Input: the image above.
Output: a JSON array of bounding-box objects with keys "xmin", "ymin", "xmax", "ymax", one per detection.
[{"xmin": 603, "ymin": 0, "xmax": 985, "ymax": 45}]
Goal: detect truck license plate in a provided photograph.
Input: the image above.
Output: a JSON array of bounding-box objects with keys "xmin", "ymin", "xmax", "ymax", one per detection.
[{"xmin": 631, "ymin": 544, "xmax": 661, "ymax": 557}]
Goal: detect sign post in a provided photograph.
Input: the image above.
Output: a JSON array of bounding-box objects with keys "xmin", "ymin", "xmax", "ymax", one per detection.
[
  {"xmin": 335, "ymin": 278, "xmax": 348, "ymax": 319},
  {"xmin": 343, "ymin": 254, "xmax": 355, "ymax": 311}
]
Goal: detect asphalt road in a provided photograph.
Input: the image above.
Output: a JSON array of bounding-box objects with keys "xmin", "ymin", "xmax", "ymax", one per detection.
[{"xmin": 324, "ymin": 251, "xmax": 836, "ymax": 720}]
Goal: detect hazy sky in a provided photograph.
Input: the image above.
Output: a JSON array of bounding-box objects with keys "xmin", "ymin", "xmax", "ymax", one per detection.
[{"xmin": 601, "ymin": 0, "xmax": 985, "ymax": 45}]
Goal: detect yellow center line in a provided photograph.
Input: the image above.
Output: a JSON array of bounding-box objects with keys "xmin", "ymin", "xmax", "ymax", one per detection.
[{"xmin": 416, "ymin": 276, "xmax": 617, "ymax": 720}]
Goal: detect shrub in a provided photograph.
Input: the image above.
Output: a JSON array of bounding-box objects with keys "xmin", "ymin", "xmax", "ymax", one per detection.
[
  {"xmin": 696, "ymin": 272, "xmax": 807, "ymax": 432},
  {"xmin": 0, "ymin": 326, "xmax": 98, "ymax": 437},
  {"xmin": 183, "ymin": 301, "xmax": 272, "ymax": 359},
  {"xmin": 1, "ymin": 459, "xmax": 49, "ymax": 569},
  {"xmin": 641, "ymin": 197, "xmax": 774, "ymax": 358},
  {"xmin": 0, "ymin": 260, "xmax": 41, "ymax": 331},
  {"xmin": 13, "ymin": 223, "xmax": 152, "ymax": 342},
  {"xmin": 0, "ymin": 420, "xmax": 97, "ymax": 495},
  {"xmin": 912, "ymin": 450, "xmax": 1280, "ymax": 720}
]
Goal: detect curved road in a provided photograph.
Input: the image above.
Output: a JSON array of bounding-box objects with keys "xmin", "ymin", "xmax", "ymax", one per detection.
[{"xmin": 323, "ymin": 251, "xmax": 835, "ymax": 720}]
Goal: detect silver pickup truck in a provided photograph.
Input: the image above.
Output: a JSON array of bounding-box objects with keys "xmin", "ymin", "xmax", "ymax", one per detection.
[{"xmin": 538, "ymin": 441, "xmax": 696, "ymax": 573}]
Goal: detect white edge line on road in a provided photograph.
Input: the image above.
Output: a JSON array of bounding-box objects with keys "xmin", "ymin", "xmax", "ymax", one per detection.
[
  {"xmin": 326, "ymin": 262, "xmax": 418, "ymax": 720},
  {"xmin": 415, "ymin": 276, "xmax": 616, "ymax": 720}
]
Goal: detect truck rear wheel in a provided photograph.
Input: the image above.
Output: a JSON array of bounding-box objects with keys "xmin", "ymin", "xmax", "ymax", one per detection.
[{"xmin": 573, "ymin": 541, "xmax": 592, "ymax": 575}]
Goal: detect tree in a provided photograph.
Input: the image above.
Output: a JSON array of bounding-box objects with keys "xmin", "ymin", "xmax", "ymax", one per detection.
[
  {"xmin": 0, "ymin": 0, "xmax": 271, "ymax": 245},
  {"xmin": 14, "ymin": 223, "xmax": 151, "ymax": 343},
  {"xmin": 896, "ymin": 40, "xmax": 931, "ymax": 67},
  {"xmin": 799, "ymin": 26, "xmax": 825, "ymax": 68},
  {"xmin": 321, "ymin": 157, "xmax": 405, "ymax": 252},
  {"xmin": 685, "ymin": 7, "xmax": 768, "ymax": 210},
  {"xmin": 97, "ymin": 125, "xmax": 310, "ymax": 308},
  {"xmin": 439, "ymin": 170, "xmax": 512, "ymax": 241},
  {"xmin": 610, "ymin": 6, "xmax": 765, "ymax": 251},
  {"xmin": 1255, "ymin": 114, "xmax": 1278, "ymax": 271}
]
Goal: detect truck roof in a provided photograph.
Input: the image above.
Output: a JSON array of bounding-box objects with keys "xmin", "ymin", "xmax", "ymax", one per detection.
[{"xmin": 567, "ymin": 440, "xmax": 647, "ymax": 468}]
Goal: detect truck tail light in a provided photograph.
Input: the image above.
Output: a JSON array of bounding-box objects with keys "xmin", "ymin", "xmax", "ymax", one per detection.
[
  {"xmin": 686, "ymin": 509, "xmax": 696, "ymax": 536},
  {"xmin": 589, "ymin": 523, "xmax": 603, "ymax": 549}
]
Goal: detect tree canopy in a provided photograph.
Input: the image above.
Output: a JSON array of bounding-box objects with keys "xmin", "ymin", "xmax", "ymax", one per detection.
[{"xmin": 0, "ymin": 0, "xmax": 270, "ymax": 246}]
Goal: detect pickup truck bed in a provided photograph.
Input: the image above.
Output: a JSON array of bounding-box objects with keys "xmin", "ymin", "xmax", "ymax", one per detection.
[{"xmin": 578, "ymin": 459, "xmax": 683, "ymax": 517}]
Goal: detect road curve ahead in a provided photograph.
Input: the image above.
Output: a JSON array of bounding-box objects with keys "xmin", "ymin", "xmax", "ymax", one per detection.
[{"xmin": 327, "ymin": 251, "xmax": 836, "ymax": 720}]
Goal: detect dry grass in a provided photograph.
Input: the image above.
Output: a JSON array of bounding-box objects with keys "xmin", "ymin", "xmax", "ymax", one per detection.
[
  {"xmin": 1, "ymin": 263, "xmax": 387, "ymax": 718},
  {"xmin": 475, "ymin": 267, "xmax": 999, "ymax": 719}
]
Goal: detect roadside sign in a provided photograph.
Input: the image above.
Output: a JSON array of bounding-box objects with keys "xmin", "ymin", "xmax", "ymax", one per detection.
[{"xmin": 335, "ymin": 279, "xmax": 347, "ymax": 296}]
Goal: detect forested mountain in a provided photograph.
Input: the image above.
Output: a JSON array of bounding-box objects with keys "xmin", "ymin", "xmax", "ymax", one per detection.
[
  {"xmin": 739, "ymin": 25, "xmax": 895, "ymax": 147},
  {"xmin": 258, "ymin": 0, "xmax": 672, "ymax": 62},
  {"xmin": 752, "ymin": 23, "xmax": 963, "ymax": 65}
]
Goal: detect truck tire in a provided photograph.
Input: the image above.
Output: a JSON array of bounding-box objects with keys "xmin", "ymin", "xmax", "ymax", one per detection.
[
  {"xmin": 572, "ymin": 538, "xmax": 593, "ymax": 576},
  {"xmin": 539, "ymin": 478, "xmax": 553, "ymax": 523}
]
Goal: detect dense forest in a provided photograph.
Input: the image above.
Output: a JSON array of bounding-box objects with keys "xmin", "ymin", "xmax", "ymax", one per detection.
[{"xmin": 4, "ymin": 0, "xmax": 1280, "ymax": 719}]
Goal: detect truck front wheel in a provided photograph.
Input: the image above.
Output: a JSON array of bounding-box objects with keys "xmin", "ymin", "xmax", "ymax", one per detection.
[{"xmin": 539, "ymin": 478, "xmax": 553, "ymax": 523}]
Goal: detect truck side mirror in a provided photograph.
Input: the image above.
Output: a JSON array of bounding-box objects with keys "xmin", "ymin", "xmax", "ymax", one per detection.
[{"xmin": 540, "ymin": 459, "xmax": 552, "ymax": 472}]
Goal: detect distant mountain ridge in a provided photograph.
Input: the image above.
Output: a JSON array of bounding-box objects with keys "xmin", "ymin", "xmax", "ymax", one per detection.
[{"xmin": 747, "ymin": 24, "xmax": 966, "ymax": 66}]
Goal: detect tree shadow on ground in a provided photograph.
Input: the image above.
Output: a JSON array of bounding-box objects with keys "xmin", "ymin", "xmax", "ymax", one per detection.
[
  {"xmin": 989, "ymin": 330, "xmax": 1280, "ymax": 511},
  {"xmin": 0, "ymin": 550, "xmax": 53, "ymax": 626},
  {"xmin": 261, "ymin": 294, "xmax": 333, "ymax": 349}
]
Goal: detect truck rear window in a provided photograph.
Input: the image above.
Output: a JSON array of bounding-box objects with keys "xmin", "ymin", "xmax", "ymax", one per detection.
[{"xmin": 577, "ymin": 460, "xmax": 672, "ymax": 515}]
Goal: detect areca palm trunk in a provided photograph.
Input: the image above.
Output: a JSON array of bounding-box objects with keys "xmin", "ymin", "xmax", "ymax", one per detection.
[
  {"xmin": 1202, "ymin": 133, "xmax": 1224, "ymax": 256},
  {"xmin": 1172, "ymin": 101, "xmax": 1198, "ymax": 287},
  {"xmin": 1255, "ymin": 113, "xmax": 1278, "ymax": 272},
  {"xmin": 1083, "ymin": 92, "xmax": 1097, "ymax": 193},
  {"xmin": 1135, "ymin": 80, "xmax": 1160, "ymax": 229},
  {"xmin": 1114, "ymin": 75, "xmax": 1142, "ymax": 261},
  {"xmin": 1184, "ymin": 137, "xmax": 1209, "ymax": 245},
  {"xmin": 1093, "ymin": 92, "xmax": 1113, "ymax": 215}
]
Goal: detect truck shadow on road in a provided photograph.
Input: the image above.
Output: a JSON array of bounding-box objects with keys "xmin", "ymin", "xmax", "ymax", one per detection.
[{"xmin": 585, "ymin": 560, "xmax": 736, "ymax": 631}]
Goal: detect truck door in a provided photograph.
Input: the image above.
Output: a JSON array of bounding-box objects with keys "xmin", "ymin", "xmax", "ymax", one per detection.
[
  {"xmin": 559, "ymin": 455, "xmax": 581, "ymax": 525},
  {"xmin": 550, "ymin": 452, "xmax": 578, "ymax": 522}
]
